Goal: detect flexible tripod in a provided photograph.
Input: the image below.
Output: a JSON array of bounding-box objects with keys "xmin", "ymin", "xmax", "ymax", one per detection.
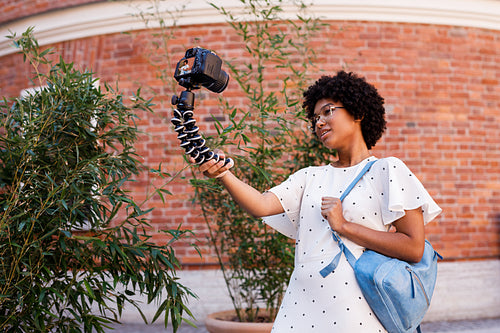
[{"xmin": 171, "ymin": 89, "xmax": 231, "ymax": 165}]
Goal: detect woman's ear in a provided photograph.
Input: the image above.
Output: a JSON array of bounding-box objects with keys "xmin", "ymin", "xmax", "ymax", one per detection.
[{"xmin": 355, "ymin": 116, "xmax": 364, "ymax": 123}]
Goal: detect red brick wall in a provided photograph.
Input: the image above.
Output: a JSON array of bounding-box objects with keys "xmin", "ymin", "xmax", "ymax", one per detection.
[{"xmin": 1, "ymin": 21, "xmax": 499, "ymax": 266}]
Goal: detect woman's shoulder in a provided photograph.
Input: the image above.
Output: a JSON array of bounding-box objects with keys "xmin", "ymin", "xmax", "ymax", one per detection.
[
  {"xmin": 284, "ymin": 164, "xmax": 331, "ymax": 183},
  {"xmin": 293, "ymin": 164, "xmax": 330, "ymax": 175},
  {"xmin": 270, "ymin": 165, "xmax": 329, "ymax": 192},
  {"xmin": 373, "ymin": 156, "xmax": 409, "ymax": 170},
  {"xmin": 369, "ymin": 157, "xmax": 414, "ymax": 184}
]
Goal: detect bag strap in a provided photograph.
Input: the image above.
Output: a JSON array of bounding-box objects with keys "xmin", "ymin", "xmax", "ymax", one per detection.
[
  {"xmin": 320, "ymin": 160, "xmax": 376, "ymax": 278},
  {"xmin": 339, "ymin": 160, "xmax": 376, "ymax": 202}
]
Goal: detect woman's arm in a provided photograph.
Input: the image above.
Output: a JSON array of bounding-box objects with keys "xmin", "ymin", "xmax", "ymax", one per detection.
[
  {"xmin": 193, "ymin": 151, "xmax": 284, "ymax": 218},
  {"xmin": 322, "ymin": 197, "xmax": 425, "ymax": 262}
]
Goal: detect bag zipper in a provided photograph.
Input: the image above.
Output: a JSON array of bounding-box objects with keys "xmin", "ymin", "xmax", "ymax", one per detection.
[{"xmin": 406, "ymin": 266, "xmax": 430, "ymax": 306}]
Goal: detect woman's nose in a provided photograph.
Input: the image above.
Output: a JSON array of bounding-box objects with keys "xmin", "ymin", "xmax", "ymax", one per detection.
[{"xmin": 316, "ymin": 118, "xmax": 325, "ymax": 129}]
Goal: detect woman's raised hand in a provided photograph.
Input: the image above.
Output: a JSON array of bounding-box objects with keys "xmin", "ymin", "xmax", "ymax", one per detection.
[{"xmin": 189, "ymin": 149, "xmax": 234, "ymax": 179}]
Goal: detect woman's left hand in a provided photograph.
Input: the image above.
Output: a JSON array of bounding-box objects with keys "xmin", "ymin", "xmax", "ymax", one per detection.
[{"xmin": 321, "ymin": 196, "xmax": 347, "ymax": 233}]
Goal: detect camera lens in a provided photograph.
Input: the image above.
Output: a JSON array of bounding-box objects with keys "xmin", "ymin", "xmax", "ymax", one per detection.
[{"xmin": 204, "ymin": 69, "xmax": 229, "ymax": 93}]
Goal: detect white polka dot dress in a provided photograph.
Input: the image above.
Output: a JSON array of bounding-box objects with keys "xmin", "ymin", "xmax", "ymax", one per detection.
[{"xmin": 262, "ymin": 157, "xmax": 442, "ymax": 332}]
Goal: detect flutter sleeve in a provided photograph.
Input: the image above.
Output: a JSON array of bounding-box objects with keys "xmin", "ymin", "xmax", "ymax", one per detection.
[
  {"xmin": 261, "ymin": 168, "xmax": 308, "ymax": 239},
  {"xmin": 374, "ymin": 157, "xmax": 442, "ymax": 225}
]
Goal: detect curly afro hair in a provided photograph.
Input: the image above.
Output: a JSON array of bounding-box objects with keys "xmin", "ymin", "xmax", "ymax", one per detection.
[{"xmin": 302, "ymin": 71, "xmax": 386, "ymax": 150}]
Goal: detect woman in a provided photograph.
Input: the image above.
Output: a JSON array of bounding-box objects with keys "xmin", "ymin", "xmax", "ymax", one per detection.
[{"xmin": 193, "ymin": 71, "xmax": 441, "ymax": 332}]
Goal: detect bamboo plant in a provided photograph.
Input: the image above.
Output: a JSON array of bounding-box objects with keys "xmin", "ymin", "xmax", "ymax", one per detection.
[{"xmin": 0, "ymin": 28, "xmax": 195, "ymax": 333}]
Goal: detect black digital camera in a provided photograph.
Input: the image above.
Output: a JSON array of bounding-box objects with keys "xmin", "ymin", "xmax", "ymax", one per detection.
[{"xmin": 173, "ymin": 47, "xmax": 229, "ymax": 93}]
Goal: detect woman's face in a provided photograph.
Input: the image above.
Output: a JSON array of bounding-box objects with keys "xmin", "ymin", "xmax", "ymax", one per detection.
[{"xmin": 313, "ymin": 98, "xmax": 361, "ymax": 150}]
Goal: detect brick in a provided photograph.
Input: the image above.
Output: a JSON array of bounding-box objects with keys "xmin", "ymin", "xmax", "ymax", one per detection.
[{"xmin": 1, "ymin": 15, "xmax": 499, "ymax": 266}]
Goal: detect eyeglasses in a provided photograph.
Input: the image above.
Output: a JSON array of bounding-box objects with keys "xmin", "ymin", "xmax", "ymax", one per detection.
[{"xmin": 312, "ymin": 105, "xmax": 345, "ymax": 126}]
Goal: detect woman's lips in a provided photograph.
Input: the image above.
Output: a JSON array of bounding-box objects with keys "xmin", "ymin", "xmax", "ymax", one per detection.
[{"xmin": 319, "ymin": 129, "xmax": 331, "ymax": 140}]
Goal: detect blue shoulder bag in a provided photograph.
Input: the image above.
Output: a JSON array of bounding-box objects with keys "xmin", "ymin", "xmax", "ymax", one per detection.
[{"xmin": 319, "ymin": 160, "xmax": 442, "ymax": 333}]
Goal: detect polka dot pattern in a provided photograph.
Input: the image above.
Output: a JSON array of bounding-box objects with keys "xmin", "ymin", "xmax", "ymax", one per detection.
[{"xmin": 263, "ymin": 157, "xmax": 441, "ymax": 332}]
